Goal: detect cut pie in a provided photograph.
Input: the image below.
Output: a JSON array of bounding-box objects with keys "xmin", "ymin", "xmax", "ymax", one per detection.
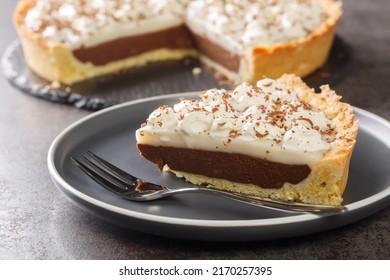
[{"xmin": 14, "ymin": 0, "xmax": 342, "ymax": 85}]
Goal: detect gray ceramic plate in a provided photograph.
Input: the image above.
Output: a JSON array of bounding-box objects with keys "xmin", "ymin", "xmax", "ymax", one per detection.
[{"xmin": 47, "ymin": 93, "xmax": 390, "ymax": 241}]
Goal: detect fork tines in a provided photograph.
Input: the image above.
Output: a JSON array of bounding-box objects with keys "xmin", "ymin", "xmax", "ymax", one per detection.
[{"xmin": 71, "ymin": 151, "xmax": 137, "ymax": 195}]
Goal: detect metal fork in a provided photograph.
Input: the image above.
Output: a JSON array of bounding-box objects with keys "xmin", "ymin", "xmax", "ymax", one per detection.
[{"xmin": 71, "ymin": 151, "xmax": 347, "ymax": 213}]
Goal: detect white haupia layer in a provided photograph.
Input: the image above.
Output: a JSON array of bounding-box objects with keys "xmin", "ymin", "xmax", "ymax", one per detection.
[{"xmin": 136, "ymin": 78, "xmax": 336, "ymax": 166}]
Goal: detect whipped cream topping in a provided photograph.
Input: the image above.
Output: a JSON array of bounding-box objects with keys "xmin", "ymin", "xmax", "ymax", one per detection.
[
  {"xmin": 136, "ymin": 78, "xmax": 336, "ymax": 165},
  {"xmin": 24, "ymin": 0, "xmax": 331, "ymax": 52},
  {"xmin": 24, "ymin": 0, "xmax": 189, "ymax": 48},
  {"xmin": 186, "ymin": 0, "xmax": 326, "ymax": 54}
]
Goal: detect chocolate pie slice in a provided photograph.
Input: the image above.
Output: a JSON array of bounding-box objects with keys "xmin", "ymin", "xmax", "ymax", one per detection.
[{"xmin": 136, "ymin": 75, "xmax": 358, "ymax": 206}]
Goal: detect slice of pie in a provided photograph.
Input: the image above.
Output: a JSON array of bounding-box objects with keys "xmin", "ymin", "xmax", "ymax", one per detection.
[{"xmin": 136, "ymin": 74, "xmax": 358, "ymax": 206}]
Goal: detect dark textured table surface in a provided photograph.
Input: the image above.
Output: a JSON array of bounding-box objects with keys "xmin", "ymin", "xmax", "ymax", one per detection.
[{"xmin": 0, "ymin": 0, "xmax": 389, "ymax": 259}]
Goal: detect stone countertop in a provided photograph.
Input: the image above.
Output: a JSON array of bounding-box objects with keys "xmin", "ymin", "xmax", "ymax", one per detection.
[{"xmin": 0, "ymin": 0, "xmax": 389, "ymax": 259}]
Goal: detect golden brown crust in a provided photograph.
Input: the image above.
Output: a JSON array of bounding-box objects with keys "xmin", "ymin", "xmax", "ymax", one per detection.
[{"xmin": 247, "ymin": 24, "xmax": 336, "ymax": 82}]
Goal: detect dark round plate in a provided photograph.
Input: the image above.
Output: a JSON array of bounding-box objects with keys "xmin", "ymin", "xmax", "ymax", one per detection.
[
  {"xmin": 48, "ymin": 94, "xmax": 390, "ymax": 241},
  {"xmin": 2, "ymin": 37, "xmax": 352, "ymax": 110}
]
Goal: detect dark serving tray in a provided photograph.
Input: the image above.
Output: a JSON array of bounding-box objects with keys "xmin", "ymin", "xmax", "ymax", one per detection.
[{"xmin": 1, "ymin": 36, "xmax": 352, "ymax": 111}]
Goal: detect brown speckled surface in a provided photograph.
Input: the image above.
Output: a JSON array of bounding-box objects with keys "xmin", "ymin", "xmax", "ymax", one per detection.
[{"xmin": 0, "ymin": 0, "xmax": 389, "ymax": 259}]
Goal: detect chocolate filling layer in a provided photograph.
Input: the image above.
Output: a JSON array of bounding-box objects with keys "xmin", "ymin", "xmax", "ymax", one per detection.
[
  {"xmin": 73, "ymin": 25, "xmax": 195, "ymax": 66},
  {"xmin": 137, "ymin": 144, "xmax": 311, "ymax": 189},
  {"xmin": 191, "ymin": 33, "xmax": 241, "ymax": 72}
]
